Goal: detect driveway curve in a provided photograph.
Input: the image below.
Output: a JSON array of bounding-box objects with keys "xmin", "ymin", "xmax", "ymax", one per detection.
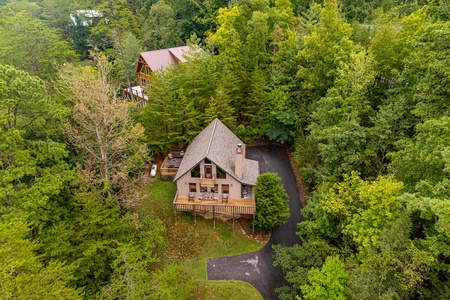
[{"xmin": 207, "ymin": 145, "xmax": 303, "ymax": 300}]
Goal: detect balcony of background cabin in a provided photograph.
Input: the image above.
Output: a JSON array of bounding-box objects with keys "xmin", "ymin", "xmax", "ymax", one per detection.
[{"xmin": 200, "ymin": 173, "xmax": 216, "ymax": 187}]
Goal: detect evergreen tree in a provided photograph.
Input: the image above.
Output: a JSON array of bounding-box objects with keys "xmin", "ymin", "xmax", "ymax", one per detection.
[
  {"xmin": 0, "ymin": 218, "xmax": 81, "ymax": 299},
  {"xmin": 0, "ymin": 64, "xmax": 74, "ymax": 227},
  {"xmin": 254, "ymin": 172, "xmax": 290, "ymax": 233},
  {"xmin": 204, "ymin": 84, "xmax": 236, "ymax": 130},
  {"xmin": 116, "ymin": 32, "xmax": 143, "ymax": 86}
]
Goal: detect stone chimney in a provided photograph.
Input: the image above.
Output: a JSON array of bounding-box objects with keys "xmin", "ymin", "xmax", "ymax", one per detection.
[{"xmin": 235, "ymin": 143, "xmax": 243, "ymax": 179}]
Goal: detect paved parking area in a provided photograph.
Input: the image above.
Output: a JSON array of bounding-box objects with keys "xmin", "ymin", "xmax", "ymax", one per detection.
[{"xmin": 207, "ymin": 145, "xmax": 303, "ymax": 300}]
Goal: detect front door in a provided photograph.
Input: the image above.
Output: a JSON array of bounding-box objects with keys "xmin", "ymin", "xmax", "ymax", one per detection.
[{"xmin": 205, "ymin": 165, "xmax": 212, "ymax": 178}]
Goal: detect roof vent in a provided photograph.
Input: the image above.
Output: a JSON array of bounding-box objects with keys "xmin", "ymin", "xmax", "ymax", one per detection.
[{"xmin": 237, "ymin": 143, "xmax": 242, "ymax": 148}]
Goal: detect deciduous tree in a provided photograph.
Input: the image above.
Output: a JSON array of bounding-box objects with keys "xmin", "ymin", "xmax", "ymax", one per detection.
[
  {"xmin": 300, "ymin": 255, "xmax": 349, "ymax": 300},
  {"xmin": 64, "ymin": 61, "xmax": 148, "ymax": 205},
  {"xmin": 0, "ymin": 10, "xmax": 75, "ymax": 80}
]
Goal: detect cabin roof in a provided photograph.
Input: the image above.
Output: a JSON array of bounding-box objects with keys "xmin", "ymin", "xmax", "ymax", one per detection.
[
  {"xmin": 138, "ymin": 46, "xmax": 201, "ymax": 72},
  {"xmin": 173, "ymin": 118, "xmax": 259, "ymax": 186}
]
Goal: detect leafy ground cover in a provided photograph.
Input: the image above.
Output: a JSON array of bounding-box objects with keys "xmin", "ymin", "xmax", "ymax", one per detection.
[{"xmin": 140, "ymin": 178, "xmax": 264, "ymax": 300}]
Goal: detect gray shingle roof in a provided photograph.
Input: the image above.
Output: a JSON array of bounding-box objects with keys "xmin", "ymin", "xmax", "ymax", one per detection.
[{"xmin": 173, "ymin": 118, "xmax": 259, "ymax": 185}]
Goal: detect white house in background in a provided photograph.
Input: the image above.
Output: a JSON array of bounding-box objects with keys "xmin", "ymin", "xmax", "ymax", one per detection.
[{"xmin": 69, "ymin": 10, "xmax": 103, "ymax": 27}]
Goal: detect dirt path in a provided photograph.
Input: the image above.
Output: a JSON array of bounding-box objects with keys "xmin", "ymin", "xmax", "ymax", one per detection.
[{"xmin": 207, "ymin": 145, "xmax": 303, "ymax": 300}]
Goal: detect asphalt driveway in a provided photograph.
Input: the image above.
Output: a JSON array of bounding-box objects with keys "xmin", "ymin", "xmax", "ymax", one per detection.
[{"xmin": 207, "ymin": 145, "xmax": 303, "ymax": 299}]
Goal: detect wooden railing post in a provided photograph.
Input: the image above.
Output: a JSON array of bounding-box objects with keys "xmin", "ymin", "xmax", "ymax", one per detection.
[
  {"xmin": 252, "ymin": 212, "xmax": 255, "ymax": 237},
  {"xmin": 174, "ymin": 206, "xmax": 177, "ymax": 225},
  {"xmin": 213, "ymin": 205, "xmax": 215, "ymax": 228},
  {"xmin": 232, "ymin": 206, "xmax": 235, "ymax": 233}
]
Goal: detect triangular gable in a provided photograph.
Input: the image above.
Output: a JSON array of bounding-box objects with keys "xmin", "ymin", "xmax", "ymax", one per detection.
[
  {"xmin": 135, "ymin": 54, "xmax": 148, "ymax": 73},
  {"xmin": 174, "ymin": 119, "xmax": 258, "ymax": 186}
]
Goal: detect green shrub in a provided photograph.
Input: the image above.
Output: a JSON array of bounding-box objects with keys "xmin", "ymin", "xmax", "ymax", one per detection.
[{"xmin": 254, "ymin": 173, "xmax": 290, "ymax": 233}]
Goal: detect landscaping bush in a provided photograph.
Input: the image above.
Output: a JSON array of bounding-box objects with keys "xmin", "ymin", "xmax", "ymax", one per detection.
[{"xmin": 254, "ymin": 173, "xmax": 290, "ymax": 233}]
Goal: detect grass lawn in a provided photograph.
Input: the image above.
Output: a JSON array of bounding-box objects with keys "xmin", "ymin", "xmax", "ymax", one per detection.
[{"xmin": 140, "ymin": 178, "xmax": 264, "ymax": 300}]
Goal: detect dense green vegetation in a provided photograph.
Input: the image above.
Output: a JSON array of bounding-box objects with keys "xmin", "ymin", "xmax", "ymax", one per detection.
[
  {"xmin": 254, "ymin": 173, "xmax": 290, "ymax": 233},
  {"xmin": 1, "ymin": 0, "xmax": 450, "ymax": 298}
]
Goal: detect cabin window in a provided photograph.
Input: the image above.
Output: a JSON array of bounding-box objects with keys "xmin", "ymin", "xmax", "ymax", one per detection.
[
  {"xmin": 141, "ymin": 78, "xmax": 146, "ymax": 87},
  {"xmin": 189, "ymin": 183, "xmax": 196, "ymax": 192},
  {"xmin": 222, "ymin": 184, "xmax": 229, "ymax": 193},
  {"xmin": 191, "ymin": 164, "xmax": 200, "ymax": 178},
  {"xmin": 204, "ymin": 165, "xmax": 212, "ymax": 178},
  {"xmin": 140, "ymin": 65, "xmax": 151, "ymax": 75},
  {"xmin": 217, "ymin": 167, "xmax": 226, "ymax": 179},
  {"xmin": 211, "ymin": 184, "xmax": 218, "ymax": 193},
  {"xmin": 242, "ymin": 186, "xmax": 248, "ymax": 197}
]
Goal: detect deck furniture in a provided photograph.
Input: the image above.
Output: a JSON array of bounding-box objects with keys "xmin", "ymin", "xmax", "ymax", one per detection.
[{"xmin": 222, "ymin": 193, "xmax": 229, "ymax": 203}]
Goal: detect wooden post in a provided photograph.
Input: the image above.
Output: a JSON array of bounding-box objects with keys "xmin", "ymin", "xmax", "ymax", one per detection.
[
  {"xmin": 232, "ymin": 206, "xmax": 235, "ymax": 233},
  {"xmin": 174, "ymin": 206, "xmax": 177, "ymax": 225},
  {"xmin": 213, "ymin": 205, "xmax": 216, "ymax": 228},
  {"xmin": 193, "ymin": 205, "xmax": 196, "ymax": 225},
  {"xmin": 252, "ymin": 212, "xmax": 255, "ymax": 237}
]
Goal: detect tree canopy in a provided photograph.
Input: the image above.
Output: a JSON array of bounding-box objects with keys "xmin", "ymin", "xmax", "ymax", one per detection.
[{"xmin": 2, "ymin": 0, "xmax": 450, "ymax": 298}]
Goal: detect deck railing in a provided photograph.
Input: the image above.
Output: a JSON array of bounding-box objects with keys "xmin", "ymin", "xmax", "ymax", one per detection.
[
  {"xmin": 174, "ymin": 202, "xmax": 256, "ymax": 215},
  {"xmin": 200, "ymin": 173, "xmax": 216, "ymax": 187},
  {"xmin": 173, "ymin": 192, "xmax": 255, "ymax": 215},
  {"xmin": 173, "ymin": 191, "xmax": 256, "ymax": 233}
]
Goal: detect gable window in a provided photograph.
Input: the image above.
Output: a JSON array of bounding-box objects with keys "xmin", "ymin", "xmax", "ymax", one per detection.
[
  {"xmin": 140, "ymin": 65, "xmax": 151, "ymax": 75},
  {"xmin": 203, "ymin": 158, "xmax": 212, "ymax": 178},
  {"xmin": 204, "ymin": 165, "xmax": 212, "ymax": 178},
  {"xmin": 191, "ymin": 164, "xmax": 200, "ymax": 178},
  {"xmin": 216, "ymin": 167, "xmax": 226, "ymax": 179}
]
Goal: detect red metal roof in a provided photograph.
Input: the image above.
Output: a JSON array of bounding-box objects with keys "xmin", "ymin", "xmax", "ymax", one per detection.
[{"xmin": 139, "ymin": 46, "xmax": 201, "ymax": 72}]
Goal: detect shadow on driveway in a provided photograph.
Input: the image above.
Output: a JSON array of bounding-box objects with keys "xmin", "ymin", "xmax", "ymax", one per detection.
[{"xmin": 207, "ymin": 145, "xmax": 303, "ymax": 299}]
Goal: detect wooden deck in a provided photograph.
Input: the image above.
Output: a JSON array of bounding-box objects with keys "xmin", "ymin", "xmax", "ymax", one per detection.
[
  {"xmin": 173, "ymin": 192, "xmax": 256, "ymax": 233},
  {"xmin": 160, "ymin": 152, "xmax": 184, "ymax": 179},
  {"xmin": 124, "ymin": 86, "xmax": 148, "ymax": 101}
]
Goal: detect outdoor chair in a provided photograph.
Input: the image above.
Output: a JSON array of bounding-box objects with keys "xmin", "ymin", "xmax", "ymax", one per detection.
[{"xmin": 222, "ymin": 193, "xmax": 229, "ymax": 203}]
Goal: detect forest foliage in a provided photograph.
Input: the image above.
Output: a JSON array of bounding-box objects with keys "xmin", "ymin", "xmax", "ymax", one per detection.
[{"xmin": 1, "ymin": 0, "xmax": 450, "ymax": 298}]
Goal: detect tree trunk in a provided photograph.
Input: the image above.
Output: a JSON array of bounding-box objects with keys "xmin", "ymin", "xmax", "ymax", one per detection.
[{"xmin": 114, "ymin": 28, "xmax": 135, "ymax": 101}]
